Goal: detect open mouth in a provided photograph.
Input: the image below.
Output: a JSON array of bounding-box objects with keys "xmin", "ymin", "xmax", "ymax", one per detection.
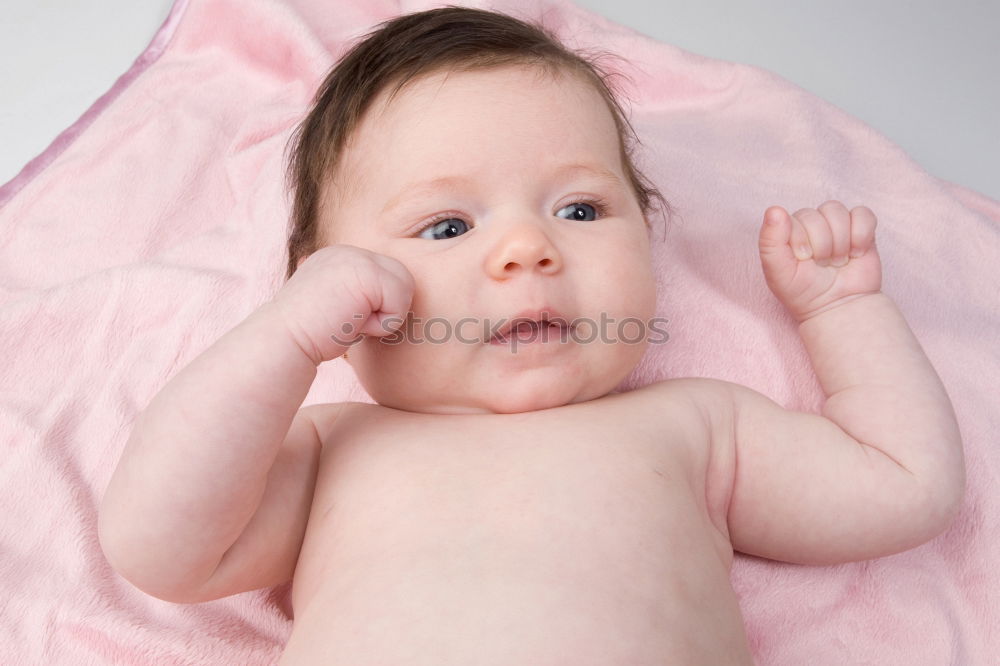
[{"xmin": 489, "ymin": 317, "xmax": 573, "ymax": 345}]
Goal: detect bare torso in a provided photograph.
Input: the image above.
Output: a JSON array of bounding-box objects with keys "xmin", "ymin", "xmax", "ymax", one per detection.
[{"xmin": 279, "ymin": 381, "xmax": 754, "ymax": 665}]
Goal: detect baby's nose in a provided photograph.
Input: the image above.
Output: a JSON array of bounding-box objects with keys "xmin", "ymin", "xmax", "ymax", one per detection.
[{"xmin": 485, "ymin": 223, "xmax": 563, "ymax": 279}]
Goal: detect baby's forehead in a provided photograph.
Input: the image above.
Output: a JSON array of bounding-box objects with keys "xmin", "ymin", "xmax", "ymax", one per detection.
[
  {"xmin": 380, "ymin": 64, "xmax": 578, "ymax": 107},
  {"xmin": 346, "ymin": 68, "xmax": 614, "ymax": 167},
  {"xmin": 319, "ymin": 65, "xmax": 625, "ymax": 229},
  {"xmin": 361, "ymin": 65, "xmax": 603, "ymax": 134}
]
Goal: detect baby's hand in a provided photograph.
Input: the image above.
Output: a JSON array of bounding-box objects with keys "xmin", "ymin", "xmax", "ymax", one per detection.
[
  {"xmin": 758, "ymin": 201, "xmax": 882, "ymax": 322},
  {"xmin": 270, "ymin": 245, "xmax": 415, "ymax": 364}
]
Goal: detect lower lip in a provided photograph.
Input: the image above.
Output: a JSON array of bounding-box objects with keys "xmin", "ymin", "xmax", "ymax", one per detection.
[{"xmin": 489, "ymin": 323, "xmax": 573, "ymax": 346}]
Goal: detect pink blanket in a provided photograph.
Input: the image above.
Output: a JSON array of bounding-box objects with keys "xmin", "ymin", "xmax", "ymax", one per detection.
[{"xmin": 2, "ymin": 0, "xmax": 997, "ymax": 663}]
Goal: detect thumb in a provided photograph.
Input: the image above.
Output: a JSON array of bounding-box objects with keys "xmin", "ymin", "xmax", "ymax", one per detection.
[
  {"xmin": 359, "ymin": 311, "xmax": 407, "ymax": 337},
  {"xmin": 758, "ymin": 206, "xmax": 798, "ymax": 283}
]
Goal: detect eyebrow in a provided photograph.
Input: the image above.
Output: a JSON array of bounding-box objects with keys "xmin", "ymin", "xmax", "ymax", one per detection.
[{"xmin": 379, "ymin": 163, "xmax": 627, "ymax": 216}]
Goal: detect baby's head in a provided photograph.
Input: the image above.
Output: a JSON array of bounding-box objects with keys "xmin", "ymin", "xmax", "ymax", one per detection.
[{"xmin": 284, "ymin": 6, "xmax": 672, "ymax": 415}]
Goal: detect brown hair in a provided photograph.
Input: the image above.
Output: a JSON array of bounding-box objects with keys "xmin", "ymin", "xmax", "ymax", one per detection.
[{"xmin": 283, "ymin": 5, "xmax": 671, "ymax": 280}]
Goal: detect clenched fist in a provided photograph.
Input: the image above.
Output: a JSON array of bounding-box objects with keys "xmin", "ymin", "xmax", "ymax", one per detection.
[
  {"xmin": 270, "ymin": 245, "xmax": 415, "ymax": 365},
  {"xmin": 759, "ymin": 201, "xmax": 882, "ymax": 323}
]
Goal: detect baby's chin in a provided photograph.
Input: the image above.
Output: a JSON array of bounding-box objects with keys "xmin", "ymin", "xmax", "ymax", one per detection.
[{"xmin": 353, "ymin": 345, "xmax": 645, "ymax": 414}]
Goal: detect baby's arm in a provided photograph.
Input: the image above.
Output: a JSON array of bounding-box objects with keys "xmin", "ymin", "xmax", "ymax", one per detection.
[
  {"xmin": 98, "ymin": 246, "xmax": 413, "ymax": 602},
  {"xmin": 716, "ymin": 202, "xmax": 965, "ymax": 565},
  {"xmin": 98, "ymin": 304, "xmax": 321, "ymax": 602}
]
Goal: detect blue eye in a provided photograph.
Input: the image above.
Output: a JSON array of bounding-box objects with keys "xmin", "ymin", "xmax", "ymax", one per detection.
[
  {"xmin": 557, "ymin": 200, "xmax": 606, "ymax": 222},
  {"xmin": 418, "ymin": 218, "xmax": 471, "ymax": 240},
  {"xmin": 415, "ymin": 198, "xmax": 609, "ymax": 239}
]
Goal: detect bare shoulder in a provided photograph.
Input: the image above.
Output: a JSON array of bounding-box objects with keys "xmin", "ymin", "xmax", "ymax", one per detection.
[
  {"xmin": 298, "ymin": 401, "xmax": 368, "ymax": 444},
  {"xmin": 626, "ymin": 378, "xmax": 738, "ymax": 543},
  {"xmin": 627, "ymin": 377, "xmax": 737, "ymax": 437},
  {"xmin": 631, "ymin": 376, "xmax": 734, "ymax": 406},
  {"xmin": 176, "ymin": 401, "xmax": 360, "ymax": 602}
]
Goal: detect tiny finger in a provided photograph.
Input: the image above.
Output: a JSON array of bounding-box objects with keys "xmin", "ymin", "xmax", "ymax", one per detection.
[
  {"xmin": 788, "ymin": 213, "xmax": 812, "ymax": 260},
  {"xmin": 849, "ymin": 206, "xmax": 878, "ymax": 257},
  {"xmin": 794, "ymin": 208, "xmax": 833, "ymax": 264},
  {"xmin": 818, "ymin": 200, "xmax": 852, "ymax": 266}
]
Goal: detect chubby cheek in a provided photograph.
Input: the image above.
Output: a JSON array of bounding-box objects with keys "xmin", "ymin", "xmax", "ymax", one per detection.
[
  {"xmin": 356, "ymin": 272, "xmax": 476, "ymax": 376},
  {"xmin": 350, "ymin": 333, "xmax": 459, "ymax": 410},
  {"xmin": 405, "ymin": 261, "xmax": 485, "ymax": 328},
  {"xmin": 587, "ymin": 240, "xmax": 657, "ymax": 319},
  {"xmin": 407, "ymin": 271, "xmax": 449, "ymax": 319}
]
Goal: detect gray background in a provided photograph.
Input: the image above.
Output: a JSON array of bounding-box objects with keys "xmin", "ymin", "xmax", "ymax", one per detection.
[{"xmin": 1, "ymin": 0, "xmax": 997, "ymax": 201}]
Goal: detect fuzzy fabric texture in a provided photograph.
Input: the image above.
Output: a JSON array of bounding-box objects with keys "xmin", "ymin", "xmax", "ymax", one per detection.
[{"xmin": 1, "ymin": 0, "xmax": 997, "ymax": 663}]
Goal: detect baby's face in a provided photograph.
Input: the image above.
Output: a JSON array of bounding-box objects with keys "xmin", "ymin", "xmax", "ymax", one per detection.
[{"xmin": 319, "ymin": 65, "xmax": 656, "ymax": 414}]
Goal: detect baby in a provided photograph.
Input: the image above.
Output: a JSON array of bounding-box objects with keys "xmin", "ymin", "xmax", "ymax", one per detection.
[{"xmin": 97, "ymin": 7, "xmax": 966, "ymax": 665}]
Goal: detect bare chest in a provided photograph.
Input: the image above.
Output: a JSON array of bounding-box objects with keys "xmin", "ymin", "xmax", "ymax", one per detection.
[{"xmin": 283, "ymin": 391, "xmax": 751, "ymax": 664}]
